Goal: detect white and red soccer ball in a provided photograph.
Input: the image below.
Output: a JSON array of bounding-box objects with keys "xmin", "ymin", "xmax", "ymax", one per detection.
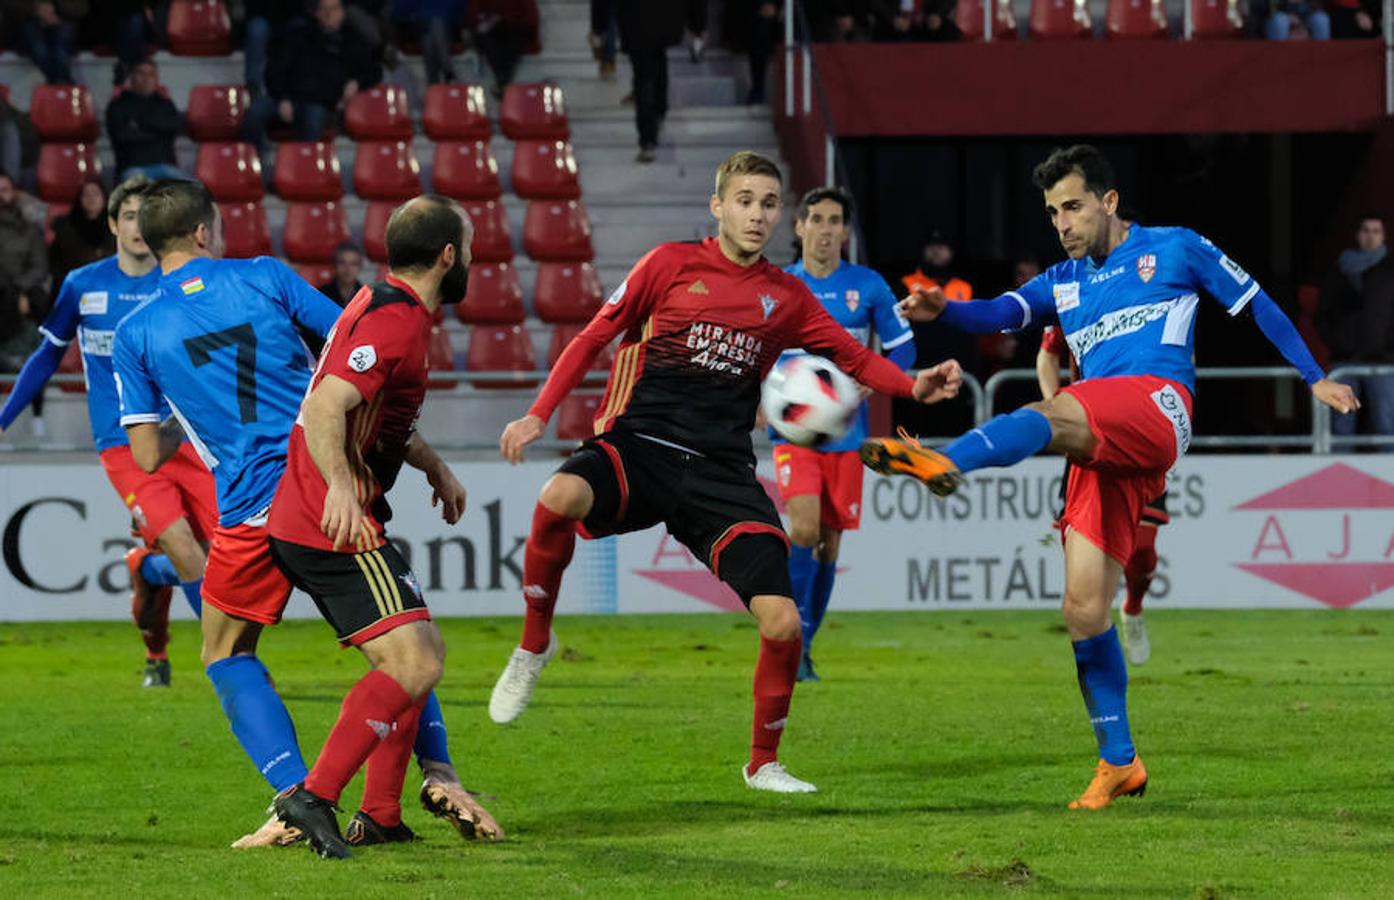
[{"xmin": 761, "ymin": 355, "xmax": 860, "ymax": 447}]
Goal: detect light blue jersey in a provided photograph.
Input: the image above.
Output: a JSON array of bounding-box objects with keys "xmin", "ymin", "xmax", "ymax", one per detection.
[
  {"xmin": 1009, "ymin": 225, "xmax": 1259, "ymax": 392},
  {"xmin": 775, "ymin": 260, "xmax": 913, "ymax": 453},
  {"xmin": 113, "ymin": 256, "xmax": 342, "ymax": 526}
]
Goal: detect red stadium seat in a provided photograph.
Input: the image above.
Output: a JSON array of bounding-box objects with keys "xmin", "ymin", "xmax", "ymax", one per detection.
[
  {"xmin": 547, "ymin": 324, "xmax": 614, "ymax": 377},
  {"xmin": 36, "ymin": 144, "xmax": 100, "ymax": 203},
  {"xmin": 221, "ymin": 201, "xmax": 273, "ymax": 258},
  {"xmin": 523, "ymin": 200, "xmax": 593, "ymax": 262},
  {"xmin": 427, "ymin": 326, "xmax": 458, "ymax": 389},
  {"xmin": 294, "ymin": 262, "xmax": 334, "ymax": 288},
  {"xmin": 423, "ymin": 83, "xmax": 491, "ymax": 140},
  {"xmin": 463, "ymin": 199, "xmax": 514, "ymax": 263},
  {"xmin": 556, "ymin": 392, "xmax": 603, "ymax": 441},
  {"xmin": 432, "ymin": 140, "xmax": 501, "ymax": 201},
  {"xmin": 167, "ymin": 0, "xmax": 232, "ymax": 56},
  {"xmin": 956, "ymin": 0, "xmax": 1018, "ymax": 39},
  {"xmin": 29, "ymin": 85, "xmax": 98, "ymax": 141},
  {"xmin": 1106, "ymin": 0, "xmax": 1167, "ymax": 38},
  {"xmin": 363, "ymin": 200, "xmax": 394, "ymax": 262},
  {"xmin": 456, "ymin": 262, "xmax": 524, "ymax": 324},
  {"xmin": 195, "ymin": 142, "xmax": 263, "ymax": 202},
  {"xmin": 283, "ymin": 201, "xmax": 350, "ymax": 262},
  {"xmin": 344, "ymin": 84, "xmax": 413, "ymax": 140},
  {"xmin": 534, "ymin": 261, "xmax": 603, "ymax": 323},
  {"xmin": 273, "ymin": 141, "xmax": 342, "ymax": 201},
  {"xmin": 466, "ymin": 325, "xmax": 537, "ymax": 389},
  {"xmin": 1190, "ymin": 0, "xmax": 1244, "ymax": 36},
  {"xmin": 353, "ymin": 140, "xmax": 422, "ymax": 201},
  {"xmin": 500, "ymin": 82, "xmax": 569, "ymax": 140},
  {"xmin": 511, "ymin": 140, "xmax": 581, "ymax": 201},
  {"xmin": 58, "ymin": 342, "xmax": 85, "ymax": 394},
  {"xmin": 186, "ymin": 84, "xmax": 248, "ymax": 140},
  {"xmin": 1029, "ymin": 0, "xmax": 1092, "ymax": 38}
]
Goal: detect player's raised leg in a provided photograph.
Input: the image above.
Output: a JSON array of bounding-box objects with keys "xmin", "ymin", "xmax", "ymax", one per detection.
[
  {"xmin": 488, "ymin": 472, "xmax": 590, "ymax": 723},
  {"xmin": 744, "ymin": 588, "xmax": 815, "ymax": 793},
  {"xmin": 1121, "ymin": 518, "xmax": 1158, "ymax": 665}
]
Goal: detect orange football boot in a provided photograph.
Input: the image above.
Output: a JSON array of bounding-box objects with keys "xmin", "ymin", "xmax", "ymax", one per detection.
[
  {"xmin": 1068, "ymin": 756, "xmax": 1148, "ymax": 810},
  {"xmin": 859, "ymin": 428, "xmax": 963, "ymax": 497}
]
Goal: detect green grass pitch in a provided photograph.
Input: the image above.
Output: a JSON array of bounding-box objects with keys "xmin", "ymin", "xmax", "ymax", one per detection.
[{"xmin": 0, "ymin": 610, "xmax": 1390, "ymax": 898}]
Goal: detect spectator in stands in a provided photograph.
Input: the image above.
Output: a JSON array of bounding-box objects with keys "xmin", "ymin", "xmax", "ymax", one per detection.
[
  {"xmin": 870, "ymin": 0, "xmax": 961, "ymax": 41},
  {"xmin": 346, "ymin": 0, "xmax": 389, "ymax": 50},
  {"xmin": 242, "ymin": 0, "xmax": 303, "ymax": 95},
  {"xmin": 244, "ymin": 0, "xmax": 382, "ymax": 148},
  {"xmin": 391, "ymin": 0, "xmax": 464, "ymax": 85},
  {"xmin": 589, "ymin": 0, "xmax": 619, "ymax": 81},
  {"xmin": 468, "ymin": 0, "xmax": 541, "ymax": 96},
  {"xmin": 319, "ymin": 242, "xmax": 366, "ymax": 307},
  {"xmin": 617, "ymin": 0, "xmax": 707, "ymax": 164},
  {"xmin": 48, "ymin": 179, "xmax": 115, "ymax": 288},
  {"xmin": 1328, "ymin": 0, "xmax": 1381, "ymax": 37},
  {"xmin": 105, "ymin": 1, "xmax": 160, "ymax": 85},
  {"xmin": 1323, "ymin": 215, "xmax": 1394, "ymax": 444},
  {"xmin": 1266, "ymin": 0, "xmax": 1331, "ymax": 39},
  {"xmin": 0, "ymin": 91, "xmax": 39, "ymax": 187},
  {"xmin": 106, "ymin": 58, "xmax": 184, "ymax": 181},
  {"xmin": 5, "ymin": 0, "xmax": 86, "ymax": 85},
  {"xmin": 901, "ymin": 228, "xmax": 972, "ymax": 301},
  {"xmin": 0, "ymin": 285, "xmax": 46, "ymax": 434},
  {"xmin": 0, "ymin": 173, "xmax": 49, "ymax": 324},
  {"xmin": 732, "ymin": 2, "xmax": 782, "ymax": 105},
  {"xmin": 803, "ymin": 0, "xmax": 864, "ymax": 41}
]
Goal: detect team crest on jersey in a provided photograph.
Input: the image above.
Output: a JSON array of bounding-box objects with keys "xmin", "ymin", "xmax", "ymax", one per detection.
[
  {"xmin": 759, "ymin": 293, "xmax": 779, "ymax": 319},
  {"xmin": 180, "ymin": 277, "xmax": 205, "ymax": 295},
  {"xmin": 845, "ymin": 289, "xmax": 860, "ymax": 312},
  {"xmin": 348, "ymin": 345, "xmax": 377, "ymax": 372},
  {"xmin": 79, "ymin": 291, "xmax": 108, "ymax": 315},
  {"xmin": 1136, "ymin": 254, "xmax": 1157, "ymax": 283}
]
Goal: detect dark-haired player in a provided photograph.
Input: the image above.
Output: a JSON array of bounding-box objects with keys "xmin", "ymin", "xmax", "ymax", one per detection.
[
  {"xmin": 775, "ymin": 186, "xmax": 914, "ymax": 682},
  {"xmin": 0, "ymin": 175, "xmax": 215, "ymax": 687},
  {"xmin": 863, "ymin": 145, "xmax": 1356, "ymax": 809},
  {"xmin": 487, "ymin": 151, "xmax": 963, "ymax": 793}
]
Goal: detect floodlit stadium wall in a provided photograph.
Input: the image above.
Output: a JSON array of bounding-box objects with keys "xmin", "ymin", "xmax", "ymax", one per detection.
[{"xmin": 4, "ymin": 456, "xmax": 1394, "ymax": 621}]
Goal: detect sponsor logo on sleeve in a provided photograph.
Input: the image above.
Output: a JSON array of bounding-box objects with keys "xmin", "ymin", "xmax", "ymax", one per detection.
[
  {"xmin": 1219, "ymin": 254, "xmax": 1250, "ymax": 285},
  {"xmin": 606, "ymin": 280, "xmax": 627, "ymax": 305},
  {"xmin": 348, "ymin": 345, "xmax": 377, "ymax": 372},
  {"xmin": 78, "ymin": 291, "xmax": 108, "ymax": 315}
]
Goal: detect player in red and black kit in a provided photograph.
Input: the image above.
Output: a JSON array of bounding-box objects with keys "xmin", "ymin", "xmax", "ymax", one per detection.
[
  {"xmin": 266, "ymin": 197, "xmax": 475, "ymax": 858},
  {"xmin": 488, "ymin": 151, "xmax": 964, "ymax": 793},
  {"xmin": 1037, "ymin": 325, "xmax": 1164, "ymax": 666}
]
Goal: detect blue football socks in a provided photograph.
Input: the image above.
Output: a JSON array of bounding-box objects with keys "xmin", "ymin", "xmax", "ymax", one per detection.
[
  {"xmin": 1073, "ymin": 627, "xmax": 1136, "ymax": 766},
  {"xmin": 787, "ymin": 544, "xmax": 818, "ymax": 647},
  {"xmin": 205, "ymin": 654, "xmax": 308, "ymax": 792},
  {"xmin": 139, "ymin": 552, "xmax": 181, "ymax": 587},
  {"xmin": 179, "ymin": 579, "xmax": 203, "ymax": 617},
  {"xmin": 414, "ymin": 690, "xmax": 453, "ymax": 767},
  {"xmin": 942, "ymin": 408, "xmax": 1053, "ymax": 474},
  {"xmin": 807, "ymin": 560, "xmax": 837, "ymax": 649}
]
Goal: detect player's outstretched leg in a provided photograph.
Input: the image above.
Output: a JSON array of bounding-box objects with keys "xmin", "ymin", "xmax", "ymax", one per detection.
[
  {"xmin": 490, "ymin": 475, "xmax": 587, "ymax": 723},
  {"xmin": 127, "ymin": 547, "xmax": 176, "ymax": 687},
  {"xmin": 783, "ymin": 496, "xmax": 821, "ymax": 682},
  {"xmin": 415, "ymin": 692, "xmax": 506, "ymax": 840},
  {"xmin": 1120, "ymin": 521, "xmax": 1158, "ymax": 665},
  {"xmin": 862, "ymin": 408, "xmax": 1054, "ymax": 496},
  {"xmin": 744, "ymin": 592, "xmax": 816, "ymax": 794},
  {"xmin": 1063, "ymin": 531, "xmax": 1147, "ymax": 810}
]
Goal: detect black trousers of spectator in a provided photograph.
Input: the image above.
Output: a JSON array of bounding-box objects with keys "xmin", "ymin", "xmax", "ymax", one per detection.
[
  {"xmin": 475, "ymin": 26, "xmax": 531, "ymax": 90},
  {"xmin": 627, "ymin": 46, "xmax": 668, "ymax": 149}
]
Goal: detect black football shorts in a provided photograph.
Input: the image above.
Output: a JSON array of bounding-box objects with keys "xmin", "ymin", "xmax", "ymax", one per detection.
[{"xmin": 270, "ymin": 538, "xmax": 430, "ymax": 646}]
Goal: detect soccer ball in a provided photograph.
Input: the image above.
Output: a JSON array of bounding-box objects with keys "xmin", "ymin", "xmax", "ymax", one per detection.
[{"xmin": 761, "ymin": 355, "xmax": 861, "ymax": 447}]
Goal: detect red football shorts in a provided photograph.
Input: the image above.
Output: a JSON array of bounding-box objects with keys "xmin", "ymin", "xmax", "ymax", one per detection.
[
  {"xmin": 772, "ymin": 445, "xmax": 865, "ymax": 531},
  {"xmin": 100, "ymin": 442, "xmax": 218, "ymax": 546},
  {"xmin": 1058, "ymin": 375, "xmax": 1192, "ymax": 565},
  {"xmin": 202, "ymin": 520, "xmax": 295, "ymax": 625}
]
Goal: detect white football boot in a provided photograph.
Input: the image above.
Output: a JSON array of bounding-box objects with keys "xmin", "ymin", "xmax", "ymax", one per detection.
[
  {"xmin": 743, "ymin": 761, "xmax": 818, "ymax": 794},
  {"xmin": 488, "ymin": 631, "xmax": 558, "ymax": 723},
  {"xmin": 1120, "ymin": 611, "xmax": 1151, "ymax": 666}
]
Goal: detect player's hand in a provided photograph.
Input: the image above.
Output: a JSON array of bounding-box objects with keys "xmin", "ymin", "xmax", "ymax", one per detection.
[
  {"xmin": 500, "ymin": 414, "xmax": 545, "ymax": 464},
  {"xmin": 1313, "ymin": 378, "xmax": 1359, "ymax": 415},
  {"xmin": 427, "ymin": 464, "xmax": 467, "ymax": 525},
  {"xmin": 898, "ymin": 286, "xmax": 947, "ymax": 323},
  {"xmin": 912, "ymin": 359, "xmax": 962, "ymax": 405},
  {"xmin": 321, "ymin": 479, "xmax": 364, "ymax": 551}
]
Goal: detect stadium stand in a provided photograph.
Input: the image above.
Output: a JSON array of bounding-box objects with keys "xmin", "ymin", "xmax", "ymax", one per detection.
[
  {"xmin": 166, "ymin": 0, "xmax": 234, "ymax": 57},
  {"xmin": 432, "ymin": 140, "xmax": 503, "ymax": 200},
  {"xmin": 466, "ymin": 324, "xmax": 538, "ymax": 389},
  {"xmin": 37, "ymin": 143, "xmax": 101, "ymax": 203},
  {"xmin": 523, "ymin": 200, "xmax": 594, "ymax": 262},
  {"xmin": 458, "ymin": 262, "xmax": 526, "ymax": 325},
  {"xmin": 221, "ymin": 201, "xmax": 274, "ymax": 258},
  {"xmin": 1106, "ymin": 0, "xmax": 1170, "ymax": 38},
  {"xmin": 282, "ymin": 201, "xmax": 351, "ymax": 262},
  {"xmin": 273, "ymin": 141, "xmax": 343, "ymax": 201},
  {"xmin": 511, "ymin": 139, "xmax": 581, "ymax": 200},
  {"xmin": 1191, "ymin": 0, "xmax": 1246, "ymax": 36},
  {"xmin": 464, "ymin": 200, "xmax": 516, "ymax": 263},
  {"xmin": 195, "ymin": 142, "xmax": 263, "ymax": 202},
  {"xmin": 30, "ymin": 85, "xmax": 98, "ymax": 141},
  {"xmin": 956, "ymin": 0, "xmax": 1020, "ymax": 40},
  {"xmin": 185, "ymin": 84, "xmax": 248, "ymax": 141},
  {"xmin": 1029, "ymin": 0, "xmax": 1094, "ymax": 38},
  {"xmin": 344, "ymin": 85, "xmax": 414, "ymax": 141},
  {"xmin": 533, "ymin": 261, "xmax": 604, "ymax": 323},
  {"xmin": 352, "ymin": 140, "xmax": 423, "ymax": 201},
  {"xmin": 500, "ymin": 82, "xmax": 569, "ymax": 140},
  {"xmin": 423, "ymin": 83, "xmax": 492, "ymax": 141}
]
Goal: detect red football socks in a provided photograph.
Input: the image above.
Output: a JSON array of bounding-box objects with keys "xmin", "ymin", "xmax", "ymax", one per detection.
[
  {"xmin": 520, "ymin": 501, "xmax": 577, "ymax": 653},
  {"xmin": 132, "ymin": 588, "xmax": 171, "ymax": 660},
  {"xmin": 304, "ymin": 669, "xmax": 413, "ymax": 805},
  {"xmin": 749, "ymin": 635, "xmax": 801, "ymax": 773},
  {"xmin": 1123, "ymin": 524, "xmax": 1159, "ymax": 616},
  {"xmin": 358, "ymin": 697, "xmax": 426, "ymax": 827}
]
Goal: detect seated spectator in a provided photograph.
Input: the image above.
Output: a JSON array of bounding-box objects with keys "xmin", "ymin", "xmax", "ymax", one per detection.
[
  {"xmin": 0, "ymin": 91, "xmax": 39, "ymax": 187},
  {"xmin": 99, "ymin": 0, "xmax": 162, "ymax": 85},
  {"xmin": 468, "ymin": 0, "xmax": 541, "ymax": 95},
  {"xmin": 1328, "ymin": 0, "xmax": 1381, "ymax": 37},
  {"xmin": 0, "ymin": 173, "xmax": 50, "ymax": 321},
  {"xmin": 243, "ymin": 0, "xmax": 382, "ymax": 148},
  {"xmin": 242, "ymin": 0, "xmax": 304, "ymax": 94},
  {"xmin": 803, "ymin": 0, "xmax": 865, "ymax": 41},
  {"xmin": 5, "ymin": 0, "xmax": 86, "ymax": 85},
  {"xmin": 106, "ymin": 58, "xmax": 184, "ymax": 181},
  {"xmin": 871, "ymin": 0, "xmax": 961, "ymax": 41},
  {"xmin": 1266, "ymin": 1, "xmax": 1331, "ymax": 39},
  {"xmin": 49, "ymin": 179, "xmax": 115, "ymax": 288},
  {"xmin": 1321, "ymin": 215, "xmax": 1394, "ymax": 445},
  {"xmin": 392, "ymin": 0, "xmax": 464, "ymax": 85},
  {"xmin": 319, "ymin": 242, "xmax": 365, "ymax": 306}
]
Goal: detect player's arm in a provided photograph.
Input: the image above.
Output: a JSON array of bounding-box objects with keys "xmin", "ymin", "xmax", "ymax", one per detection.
[
  {"xmin": 126, "ymin": 418, "xmax": 186, "ymax": 473},
  {"xmin": 1186, "ymin": 230, "xmax": 1358, "ymax": 415},
  {"xmin": 114, "ymin": 317, "xmax": 176, "ymax": 472},
  {"xmin": 402, "ymin": 432, "xmax": 466, "ymax": 525},
  {"xmin": 300, "ymin": 374, "xmax": 367, "ymax": 550},
  {"xmin": 0, "ymin": 276, "xmax": 80, "ymax": 431},
  {"xmin": 1036, "ymin": 327, "xmax": 1067, "ymax": 400},
  {"xmin": 870, "ymin": 272, "xmax": 916, "ymax": 369},
  {"xmin": 899, "ymin": 274, "xmax": 1056, "ymax": 334},
  {"xmin": 263, "ymin": 257, "xmax": 345, "ymax": 340}
]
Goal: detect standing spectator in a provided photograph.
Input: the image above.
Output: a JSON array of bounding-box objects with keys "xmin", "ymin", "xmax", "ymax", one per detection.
[
  {"xmin": 1323, "ymin": 215, "xmax": 1394, "ymax": 445},
  {"xmin": 900, "ymin": 229, "xmax": 973, "ymax": 300},
  {"xmin": 244, "ymin": 0, "xmax": 382, "ymax": 148},
  {"xmin": 103, "ymin": 0, "xmax": 160, "ymax": 84},
  {"xmin": 319, "ymin": 242, "xmax": 366, "ymax": 307},
  {"xmin": 392, "ymin": 0, "xmax": 464, "ymax": 85},
  {"xmin": 0, "ymin": 172, "xmax": 50, "ymax": 320},
  {"xmin": 48, "ymin": 179, "xmax": 115, "ymax": 289},
  {"xmin": 0, "ymin": 286, "xmax": 46, "ymax": 434},
  {"xmin": 105, "ymin": 58, "xmax": 184, "ymax": 181},
  {"xmin": 1266, "ymin": 0, "xmax": 1331, "ymax": 39},
  {"xmin": 803, "ymin": 0, "xmax": 863, "ymax": 41},
  {"xmin": 870, "ymin": 0, "xmax": 962, "ymax": 40},
  {"xmin": 733, "ymin": 1, "xmax": 782, "ymax": 105},
  {"xmin": 1328, "ymin": 0, "xmax": 1381, "ymax": 37},
  {"xmin": 0, "ymin": 90, "xmax": 39, "ymax": 187},
  {"xmin": 242, "ymin": 0, "xmax": 303, "ymax": 95},
  {"xmin": 5, "ymin": 0, "xmax": 87, "ymax": 85},
  {"xmin": 589, "ymin": 0, "xmax": 619, "ymax": 80},
  {"xmin": 617, "ymin": 0, "xmax": 707, "ymax": 163},
  {"xmin": 468, "ymin": 0, "xmax": 541, "ymax": 96}
]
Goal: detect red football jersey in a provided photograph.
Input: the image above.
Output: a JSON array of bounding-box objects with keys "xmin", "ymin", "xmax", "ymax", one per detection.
[
  {"xmin": 1040, "ymin": 324, "xmax": 1080, "ymax": 382},
  {"xmin": 530, "ymin": 238, "xmax": 914, "ymax": 460},
  {"xmin": 270, "ymin": 276, "xmax": 433, "ymax": 552}
]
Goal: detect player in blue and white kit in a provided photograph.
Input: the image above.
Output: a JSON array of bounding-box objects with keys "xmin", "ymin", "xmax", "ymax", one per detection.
[
  {"xmin": 113, "ymin": 180, "xmax": 501, "ymax": 846},
  {"xmin": 0, "ymin": 175, "xmax": 216, "ymax": 688},
  {"xmin": 772, "ymin": 187, "xmax": 915, "ymax": 682},
  {"xmin": 863, "ymin": 146, "xmax": 1356, "ymax": 810}
]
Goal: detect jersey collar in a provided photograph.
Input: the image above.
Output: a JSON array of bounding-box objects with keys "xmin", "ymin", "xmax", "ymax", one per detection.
[{"xmin": 384, "ymin": 272, "xmax": 427, "ymax": 308}]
